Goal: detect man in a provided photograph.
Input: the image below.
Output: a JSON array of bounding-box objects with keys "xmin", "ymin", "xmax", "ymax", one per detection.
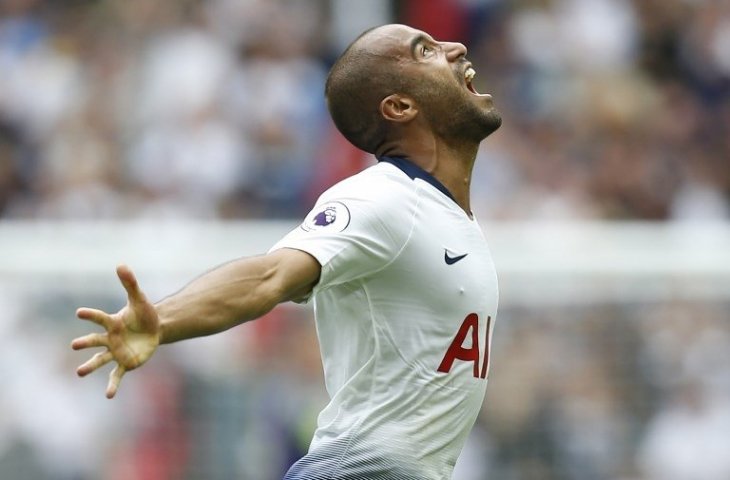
[{"xmin": 72, "ymin": 24, "xmax": 502, "ymax": 479}]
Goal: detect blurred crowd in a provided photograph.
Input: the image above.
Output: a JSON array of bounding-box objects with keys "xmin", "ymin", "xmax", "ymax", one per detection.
[
  {"xmin": 0, "ymin": 0, "xmax": 728, "ymax": 222},
  {"xmin": 1, "ymin": 0, "xmax": 730, "ymax": 479},
  {"xmin": 3, "ymin": 286, "xmax": 729, "ymax": 480}
]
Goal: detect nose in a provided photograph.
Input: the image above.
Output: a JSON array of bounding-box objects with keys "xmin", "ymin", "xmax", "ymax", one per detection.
[{"xmin": 442, "ymin": 41, "xmax": 467, "ymax": 61}]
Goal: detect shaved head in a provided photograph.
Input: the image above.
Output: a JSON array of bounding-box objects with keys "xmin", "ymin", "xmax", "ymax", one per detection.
[
  {"xmin": 325, "ymin": 25, "xmax": 415, "ymax": 154},
  {"xmin": 325, "ymin": 24, "xmax": 501, "ymax": 154}
]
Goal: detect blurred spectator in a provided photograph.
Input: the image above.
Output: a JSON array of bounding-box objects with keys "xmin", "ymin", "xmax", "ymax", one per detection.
[
  {"xmin": 638, "ymin": 384, "xmax": 730, "ymax": 480},
  {"xmin": 637, "ymin": 302, "xmax": 730, "ymax": 480},
  {"xmin": 1, "ymin": 0, "xmax": 730, "ymax": 479},
  {"xmin": 0, "ymin": 0, "xmax": 727, "ymax": 221}
]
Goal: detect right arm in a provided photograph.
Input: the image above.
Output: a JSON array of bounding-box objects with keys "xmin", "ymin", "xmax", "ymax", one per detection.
[
  {"xmin": 157, "ymin": 248, "xmax": 320, "ymax": 344},
  {"xmin": 72, "ymin": 248, "xmax": 320, "ymax": 398}
]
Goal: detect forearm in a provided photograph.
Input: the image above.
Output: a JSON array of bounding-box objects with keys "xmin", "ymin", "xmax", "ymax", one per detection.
[{"xmin": 156, "ymin": 255, "xmax": 284, "ymax": 344}]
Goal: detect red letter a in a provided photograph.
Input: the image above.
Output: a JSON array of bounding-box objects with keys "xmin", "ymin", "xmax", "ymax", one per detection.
[{"xmin": 437, "ymin": 313, "xmax": 480, "ymax": 377}]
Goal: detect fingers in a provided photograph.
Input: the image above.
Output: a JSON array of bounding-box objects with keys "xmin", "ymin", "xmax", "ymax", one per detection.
[
  {"xmin": 106, "ymin": 364, "xmax": 126, "ymax": 399},
  {"xmin": 77, "ymin": 350, "xmax": 113, "ymax": 377},
  {"xmin": 116, "ymin": 264, "xmax": 148, "ymax": 305},
  {"xmin": 116, "ymin": 264, "xmax": 159, "ymax": 333},
  {"xmin": 71, "ymin": 332, "xmax": 108, "ymax": 350},
  {"xmin": 76, "ymin": 307, "xmax": 113, "ymax": 329}
]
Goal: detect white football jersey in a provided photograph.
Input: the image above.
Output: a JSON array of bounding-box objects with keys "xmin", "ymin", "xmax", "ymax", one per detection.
[{"xmin": 270, "ymin": 157, "xmax": 499, "ymax": 480}]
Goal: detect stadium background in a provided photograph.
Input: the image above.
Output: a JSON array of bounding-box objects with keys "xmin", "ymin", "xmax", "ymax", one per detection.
[{"xmin": 0, "ymin": 0, "xmax": 728, "ymax": 479}]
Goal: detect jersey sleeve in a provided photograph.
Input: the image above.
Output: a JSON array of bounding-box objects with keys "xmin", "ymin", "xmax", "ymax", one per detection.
[{"xmin": 269, "ymin": 188, "xmax": 415, "ymax": 296}]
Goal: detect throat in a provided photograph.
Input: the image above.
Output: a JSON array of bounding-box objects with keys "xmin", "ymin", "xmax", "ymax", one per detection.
[
  {"xmin": 429, "ymin": 162, "xmax": 473, "ymax": 217},
  {"xmin": 443, "ymin": 178, "xmax": 473, "ymax": 217}
]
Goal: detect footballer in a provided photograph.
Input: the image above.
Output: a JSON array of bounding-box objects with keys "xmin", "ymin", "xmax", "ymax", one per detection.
[{"xmin": 73, "ymin": 24, "xmax": 501, "ymax": 479}]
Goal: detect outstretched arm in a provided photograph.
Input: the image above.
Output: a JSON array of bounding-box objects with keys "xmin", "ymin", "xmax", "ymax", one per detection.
[{"xmin": 71, "ymin": 248, "xmax": 320, "ymax": 398}]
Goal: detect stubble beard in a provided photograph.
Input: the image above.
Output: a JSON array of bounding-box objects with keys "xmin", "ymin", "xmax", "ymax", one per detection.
[{"xmin": 417, "ymin": 79, "xmax": 502, "ymax": 145}]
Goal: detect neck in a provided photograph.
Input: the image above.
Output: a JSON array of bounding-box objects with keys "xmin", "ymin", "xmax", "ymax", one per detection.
[{"xmin": 378, "ymin": 137, "xmax": 479, "ymax": 217}]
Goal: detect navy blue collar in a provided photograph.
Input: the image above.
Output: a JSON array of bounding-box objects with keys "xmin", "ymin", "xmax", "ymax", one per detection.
[{"xmin": 377, "ymin": 156, "xmax": 455, "ymax": 202}]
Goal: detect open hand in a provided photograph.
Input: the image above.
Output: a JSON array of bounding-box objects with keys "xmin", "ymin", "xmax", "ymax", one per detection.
[{"xmin": 71, "ymin": 265, "xmax": 160, "ymax": 398}]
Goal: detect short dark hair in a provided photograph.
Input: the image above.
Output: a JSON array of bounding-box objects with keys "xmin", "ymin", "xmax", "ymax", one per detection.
[{"xmin": 325, "ymin": 29, "xmax": 411, "ymax": 154}]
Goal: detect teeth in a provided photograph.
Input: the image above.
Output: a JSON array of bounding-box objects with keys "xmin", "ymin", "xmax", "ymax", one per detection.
[{"xmin": 465, "ymin": 67, "xmax": 476, "ymax": 82}]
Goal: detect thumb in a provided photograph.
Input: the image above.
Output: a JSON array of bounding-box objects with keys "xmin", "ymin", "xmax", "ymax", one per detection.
[{"xmin": 106, "ymin": 364, "xmax": 126, "ymax": 399}]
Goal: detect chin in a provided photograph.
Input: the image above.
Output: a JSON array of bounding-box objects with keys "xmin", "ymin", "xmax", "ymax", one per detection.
[
  {"xmin": 460, "ymin": 104, "xmax": 501, "ymax": 142},
  {"xmin": 480, "ymin": 108, "xmax": 502, "ymax": 138},
  {"xmin": 423, "ymin": 89, "xmax": 501, "ymax": 141}
]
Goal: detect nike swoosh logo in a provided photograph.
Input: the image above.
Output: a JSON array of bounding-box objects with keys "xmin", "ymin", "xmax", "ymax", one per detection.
[{"xmin": 444, "ymin": 250, "xmax": 469, "ymax": 265}]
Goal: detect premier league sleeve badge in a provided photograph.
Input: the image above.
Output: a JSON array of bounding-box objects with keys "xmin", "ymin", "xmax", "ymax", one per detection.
[{"xmin": 300, "ymin": 201, "xmax": 351, "ymax": 233}]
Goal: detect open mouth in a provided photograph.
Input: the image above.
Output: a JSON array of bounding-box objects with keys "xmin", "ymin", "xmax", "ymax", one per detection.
[{"xmin": 464, "ymin": 65, "xmax": 489, "ymax": 97}]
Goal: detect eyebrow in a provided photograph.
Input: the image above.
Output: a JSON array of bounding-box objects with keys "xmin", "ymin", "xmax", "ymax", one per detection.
[{"xmin": 409, "ymin": 33, "xmax": 428, "ymax": 59}]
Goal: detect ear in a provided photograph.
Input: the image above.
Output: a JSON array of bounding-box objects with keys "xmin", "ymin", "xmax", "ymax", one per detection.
[{"xmin": 379, "ymin": 94, "xmax": 418, "ymax": 123}]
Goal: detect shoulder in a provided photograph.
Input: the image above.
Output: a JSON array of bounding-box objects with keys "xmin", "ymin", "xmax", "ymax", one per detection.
[
  {"xmin": 303, "ymin": 162, "xmax": 420, "ymax": 240},
  {"xmin": 317, "ymin": 162, "xmax": 420, "ymax": 210}
]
